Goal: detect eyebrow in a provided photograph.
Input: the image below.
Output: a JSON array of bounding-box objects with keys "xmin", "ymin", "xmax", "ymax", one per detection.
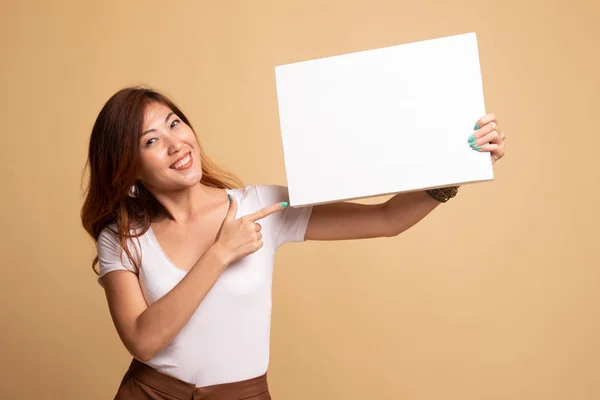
[{"xmin": 140, "ymin": 112, "xmax": 175, "ymax": 137}]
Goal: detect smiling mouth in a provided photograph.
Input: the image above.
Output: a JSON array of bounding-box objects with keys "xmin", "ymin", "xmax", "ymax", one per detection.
[{"xmin": 170, "ymin": 152, "xmax": 192, "ymax": 170}]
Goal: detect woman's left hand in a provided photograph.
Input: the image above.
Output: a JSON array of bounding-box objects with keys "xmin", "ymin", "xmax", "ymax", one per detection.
[{"xmin": 468, "ymin": 113, "xmax": 506, "ymax": 164}]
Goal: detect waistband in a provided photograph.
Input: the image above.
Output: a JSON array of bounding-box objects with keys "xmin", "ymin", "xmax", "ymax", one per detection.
[{"xmin": 126, "ymin": 358, "xmax": 269, "ymax": 400}]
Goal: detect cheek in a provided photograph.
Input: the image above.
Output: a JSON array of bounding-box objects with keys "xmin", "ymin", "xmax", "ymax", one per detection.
[
  {"xmin": 186, "ymin": 129, "xmax": 199, "ymax": 145},
  {"xmin": 187, "ymin": 136, "xmax": 201, "ymax": 161},
  {"xmin": 139, "ymin": 152, "xmax": 164, "ymax": 175}
]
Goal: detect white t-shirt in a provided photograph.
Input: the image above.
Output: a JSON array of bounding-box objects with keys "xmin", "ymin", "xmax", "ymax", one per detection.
[{"xmin": 97, "ymin": 184, "xmax": 313, "ymax": 386}]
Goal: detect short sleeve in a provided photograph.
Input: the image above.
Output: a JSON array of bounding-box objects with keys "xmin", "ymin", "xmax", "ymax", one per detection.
[
  {"xmin": 255, "ymin": 185, "xmax": 313, "ymax": 249},
  {"xmin": 97, "ymin": 225, "xmax": 138, "ymax": 281}
]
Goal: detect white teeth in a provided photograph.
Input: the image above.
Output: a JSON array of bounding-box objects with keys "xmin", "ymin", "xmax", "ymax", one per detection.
[{"xmin": 172, "ymin": 153, "xmax": 191, "ymax": 169}]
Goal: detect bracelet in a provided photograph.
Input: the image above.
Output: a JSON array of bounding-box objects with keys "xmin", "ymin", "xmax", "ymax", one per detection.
[{"xmin": 426, "ymin": 186, "xmax": 459, "ymax": 203}]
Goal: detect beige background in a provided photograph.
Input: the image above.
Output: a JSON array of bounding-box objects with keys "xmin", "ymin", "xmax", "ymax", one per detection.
[{"xmin": 1, "ymin": 0, "xmax": 599, "ymax": 399}]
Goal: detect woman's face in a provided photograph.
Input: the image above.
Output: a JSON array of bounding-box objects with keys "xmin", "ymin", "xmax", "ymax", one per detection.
[{"xmin": 137, "ymin": 102, "xmax": 202, "ymax": 192}]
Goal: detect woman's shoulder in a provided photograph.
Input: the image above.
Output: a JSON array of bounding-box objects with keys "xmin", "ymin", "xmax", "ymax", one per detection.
[
  {"xmin": 97, "ymin": 221, "xmax": 147, "ymax": 247},
  {"xmin": 98, "ymin": 222, "xmax": 119, "ymax": 242}
]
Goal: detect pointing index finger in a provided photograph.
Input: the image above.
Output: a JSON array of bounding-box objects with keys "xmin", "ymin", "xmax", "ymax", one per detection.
[{"xmin": 247, "ymin": 202, "xmax": 288, "ymax": 222}]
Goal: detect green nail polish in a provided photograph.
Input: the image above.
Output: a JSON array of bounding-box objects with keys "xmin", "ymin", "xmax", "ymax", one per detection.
[
  {"xmin": 281, "ymin": 202, "xmax": 288, "ymax": 208},
  {"xmin": 468, "ymin": 135, "xmax": 476, "ymax": 142},
  {"xmin": 473, "ymin": 145, "xmax": 481, "ymax": 151},
  {"xmin": 227, "ymin": 194, "xmax": 231, "ymax": 202},
  {"xmin": 474, "ymin": 123, "xmax": 480, "ymax": 130}
]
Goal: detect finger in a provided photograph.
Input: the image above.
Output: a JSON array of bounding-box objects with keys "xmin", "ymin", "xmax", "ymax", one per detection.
[
  {"xmin": 255, "ymin": 223, "xmax": 262, "ymax": 232},
  {"xmin": 469, "ymin": 120, "xmax": 498, "ymax": 145},
  {"xmin": 474, "ymin": 113, "xmax": 496, "ymax": 130},
  {"xmin": 225, "ymin": 194, "xmax": 238, "ymax": 221},
  {"xmin": 489, "ymin": 130, "xmax": 503, "ymax": 145},
  {"xmin": 472, "ymin": 142, "xmax": 504, "ymax": 159},
  {"xmin": 247, "ymin": 202, "xmax": 288, "ymax": 222},
  {"xmin": 470, "ymin": 129, "xmax": 501, "ymax": 148},
  {"xmin": 249, "ymin": 240, "xmax": 264, "ymax": 253}
]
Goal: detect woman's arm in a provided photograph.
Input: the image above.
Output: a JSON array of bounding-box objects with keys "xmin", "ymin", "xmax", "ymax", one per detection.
[
  {"xmin": 304, "ymin": 113, "xmax": 506, "ymax": 241},
  {"xmin": 102, "ymin": 244, "xmax": 228, "ymax": 362},
  {"xmin": 304, "ymin": 190, "xmax": 440, "ymax": 241},
  {"xmin": 101, "ymin": 198, "xmax": 285, "ymax": 362}
]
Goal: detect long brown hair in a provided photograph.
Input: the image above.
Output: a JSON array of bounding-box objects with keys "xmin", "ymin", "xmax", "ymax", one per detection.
[{"xmin": 80, "ymin": 86, "xmax": 244, "ymax": 274}]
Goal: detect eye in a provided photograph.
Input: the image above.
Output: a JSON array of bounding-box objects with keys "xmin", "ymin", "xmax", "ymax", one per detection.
[
  {"xmin": 145, "ymin": 138, "xmax": 157, "ymax": 147},
  {"xmin": 170, "ymin": 119, "xmax": 181, "ymax": 129}
]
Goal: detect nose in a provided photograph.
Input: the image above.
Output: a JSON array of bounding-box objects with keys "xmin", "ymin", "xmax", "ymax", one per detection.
[{"xmin": 166, "ymin": 134, "xmax": 184, "ymax": 155}]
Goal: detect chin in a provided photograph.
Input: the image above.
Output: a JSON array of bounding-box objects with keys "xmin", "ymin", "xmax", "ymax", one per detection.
[{"xmin": 183, "ymin": 172, "xmax": 203, "ymax": 187}]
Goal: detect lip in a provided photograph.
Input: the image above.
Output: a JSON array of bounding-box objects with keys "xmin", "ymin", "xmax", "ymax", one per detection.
[{"xmin": 170, "ymin": 152, "xmax": 192, "ymax": 170}]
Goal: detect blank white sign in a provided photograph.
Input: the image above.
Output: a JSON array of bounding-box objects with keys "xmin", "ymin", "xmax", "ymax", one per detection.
[{"xmin": 274, "ymin": 32, "xmax": 493, "ymax": 207}]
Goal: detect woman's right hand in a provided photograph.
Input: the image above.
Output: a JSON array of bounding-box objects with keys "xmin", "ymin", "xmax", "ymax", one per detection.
[{"xmin": 214, "ymin": 194, "xmax": 288, "ymax": 265}]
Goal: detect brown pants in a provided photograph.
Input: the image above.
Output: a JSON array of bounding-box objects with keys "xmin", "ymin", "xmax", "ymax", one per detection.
[{"xmin": 115, "ymin": 359, "xmax": 272, "ymax": 400}]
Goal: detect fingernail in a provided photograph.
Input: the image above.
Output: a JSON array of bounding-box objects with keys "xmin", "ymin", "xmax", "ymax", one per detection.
[
  {"xmin": 474, "ymin": 123, "xmax": 480, "ymax": 130},
  {"xmin": 280, "ymin": 202, "xmax": 288, "ymax": 208},
  {"xmin": 473, "ymin": 145, "xmax": 481, "ymax": 151},
  {"xmin": 468, "ymin": 135, "xmax": 476, "ymax": 143},
  {"xmin": 228, "ymin": 194, "xmax": 231, "ymax": 202}
]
